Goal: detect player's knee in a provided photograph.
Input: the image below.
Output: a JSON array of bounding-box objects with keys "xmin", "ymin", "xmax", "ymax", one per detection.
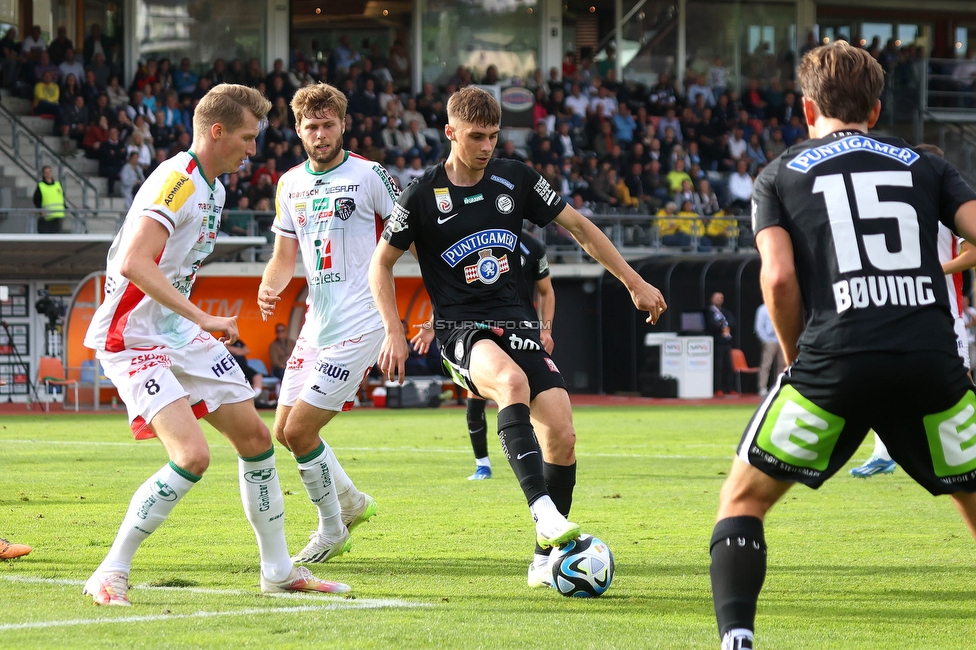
[
  {"xmin": 174, "ymin": 445, "xmax": 211, "ymax": 477},
  {"xmin": 546, "ymin": 427, "xmax": 576, "ymax": 463},
  {"xmin": 494, "ymin": 366, "xmax": 530, "ymax": 402}
]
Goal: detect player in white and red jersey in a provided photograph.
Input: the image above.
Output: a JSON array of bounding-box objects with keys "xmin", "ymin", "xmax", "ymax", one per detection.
[
  {"xmin": 851, "ymin": 144, "xmax": 976, "ymax": 478},
  {"xmin": 82, "ymin": 84, "xmax": 347, "ymax": 606},
  {"xmin": 258, "ymin": 83, "xmax": 398, "ymax": 564}
]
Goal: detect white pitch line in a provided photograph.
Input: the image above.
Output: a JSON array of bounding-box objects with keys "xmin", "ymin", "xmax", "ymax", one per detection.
[
  {"xmin": 0, "ymin": 575, "xmax": 428, "ymax": 602},
  {"xmin": 0, "ymin": 439, "xmax": 730, "ymax": 459},
  {"xmin": 0, "ymin": 601, "xmax": 426, "ymax": 632}
]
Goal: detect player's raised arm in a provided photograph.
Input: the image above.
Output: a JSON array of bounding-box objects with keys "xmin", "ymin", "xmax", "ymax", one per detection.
[
  {"xmin": 258, "ymin": 230, "xmax": 299, "ymax": 321},
  {"xmin": 552, "ymin": 204, "xmax": 667, "ymax": 324},
  {"xmin": 369, "ymin": 238, "xmax": 409, "ymax": 383},
  {"xmin": 118, "ymin": 214, "xmax": 238, "ymax": 341}
]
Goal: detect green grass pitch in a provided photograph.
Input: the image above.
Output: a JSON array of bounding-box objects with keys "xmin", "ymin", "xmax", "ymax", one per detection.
[{"xmin": 1, "ymin": 405, "xmax": 975, "ymax": 649}]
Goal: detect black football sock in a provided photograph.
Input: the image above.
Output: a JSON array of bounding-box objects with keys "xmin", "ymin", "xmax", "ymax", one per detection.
[
  {"xmin": 466, "ymin": 398, "xmax": 489, "ymax": 459},
  {"xmin": 496, "ymin": 404, "xmax": 548, "ymax": 506},
  {"xmin": 710, "ymin": 516, "xmax": 767, "ymax": 641},
  {"xmin": 535, "ymin": 462, "xmax": 577, "ymax": 556}
]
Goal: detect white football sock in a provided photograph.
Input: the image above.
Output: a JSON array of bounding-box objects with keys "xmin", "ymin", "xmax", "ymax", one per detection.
[
  {"xmin": 296, "ymin": 440, "xmax": 346, "ymax": 537},
  {"xmin": 872, "ymin": 434, "xmax": 891, "ymax": 461},
  {"xmin": 239, "ymin": 450, "xmax": 292, "ymax": 583},
  {"xmin": 721, "ymin": 628, "xmax": 754, "ymax": 650},
  {"xmin": 475, "ymin": 456, "xmax": 491, "ymax": 468},
  {"xmin": 319, "ymin": 442, "xmax": 361, "ymax": 513},
  {"xmin": 529, "ymin": 495, "xmax": 563, "ymax": 525},
  {"xmin": 98, "ymin": 462, "xmax": 196, "ymax": 575}
]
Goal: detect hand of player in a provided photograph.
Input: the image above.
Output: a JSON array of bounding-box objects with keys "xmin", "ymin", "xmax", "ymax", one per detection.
[
  {"xmin": 540, "ymin": 330, "xmax": 554, "ymax": 354},
  {"xmin": 378, "ymin": 331, "xmax": 409, "ymax": 384},
  {"xmin": 631, "ymin": 281, "xmax": 667, "ymax": 325},
  {"xmin": 410, "ymin": 321, "xmax": 435, "ymax": 354},
  {"xmin": 257, "ymin": 285, "xmax": 280, "ymax": 322},
  {"xmin": 201, "ymin": 315, "xmax": 239, "ymax": 344}
]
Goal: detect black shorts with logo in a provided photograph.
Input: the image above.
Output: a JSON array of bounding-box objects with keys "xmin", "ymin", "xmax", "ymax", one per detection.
[
  {"xmin": 738, "ymin": 349, "xmax": 976, "ymax": 495},
  {"xmin": 438, "ymin": 323, "xmax": 566, "ymax": 401}
]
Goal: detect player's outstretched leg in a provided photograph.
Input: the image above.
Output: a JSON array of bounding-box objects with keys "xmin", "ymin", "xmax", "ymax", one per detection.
[
  {"xmin": 84, "ymin": 461, "xmax": 199, "ymax": 606},
  {"xmin": 466, "ymin": 397, "xmax": 492, "ymax": 480},
  {"xmin": 497, "ymin": 403, "xmax": 580, "ymax": 549},
  {"xmin": 850, "ymin": 433, "xmax": 897, "ymax": 477}
]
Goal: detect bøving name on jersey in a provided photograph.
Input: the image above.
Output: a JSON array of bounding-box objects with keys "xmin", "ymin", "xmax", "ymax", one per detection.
[
  {"xmin": 786, "ymin": 135, "xmax": 920, "ymax": 173},
  {"xmin": 833, "ymin": 274, "xmax": 935, "ymax": 313},
  {"xmin": 441, "ymin": 228, "xmax": 517, "ymax": 267}
]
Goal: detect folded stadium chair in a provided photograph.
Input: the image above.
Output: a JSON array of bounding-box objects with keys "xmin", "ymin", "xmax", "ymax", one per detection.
[
  {"xmin": 730, "ymin": 348, "xmax": 759, "ymax": 395},
  {"xmin": 37, "ymin": 356, "xmax": 79, "ymax": 412},
  {"xmin": 247, "ymin": 358, "xmax": 280, "ymax": 398}
]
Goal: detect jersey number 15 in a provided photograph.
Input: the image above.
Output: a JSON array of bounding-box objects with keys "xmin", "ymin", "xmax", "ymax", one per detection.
[{"xmin": 814, "ymin": 171, "xmax": 920, "ymax": 273}]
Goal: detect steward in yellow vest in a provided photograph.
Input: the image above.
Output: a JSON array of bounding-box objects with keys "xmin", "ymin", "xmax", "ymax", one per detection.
[{"xmin": 33, "ymin": 165, "xmax": 65, "ymax": 233}]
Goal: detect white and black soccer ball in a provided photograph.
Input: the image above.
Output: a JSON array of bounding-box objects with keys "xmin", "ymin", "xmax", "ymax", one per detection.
[{"xmin": 549, "ymin": 534, "xmax": 614, "ymax": 597}]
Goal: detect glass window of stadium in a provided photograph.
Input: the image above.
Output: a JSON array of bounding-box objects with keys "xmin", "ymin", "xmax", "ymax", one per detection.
[
  {"xmin": 135, "ymin": 0, "xmax": 266, "ymax": 74},
  {"xmin": 419, "ymin": 0, "xmax": 541, "ymax": 88}
]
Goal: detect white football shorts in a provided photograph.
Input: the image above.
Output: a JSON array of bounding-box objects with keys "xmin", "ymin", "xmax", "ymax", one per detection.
[
  {"xmin": 278, "ymin": 328, "xmax": 384, "ymax": 412},
  {"xmin": 954, "ymin": 316, "xmax": 970, "ymax": 369},
  {"xmin": 97, "ymin": 330, "xmax": 255, "ymax": 440}
]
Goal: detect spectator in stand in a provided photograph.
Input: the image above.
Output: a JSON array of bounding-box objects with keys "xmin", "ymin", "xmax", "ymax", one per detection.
[
  {"xmin": 207, "ymin": 58, "xmax": 229, "ymax": 86},
  {"xmin": 59, "ymin": 94, "xmax": 89, "ymax": 148},
  {"xmin": 33, "ymin": 51, "xmax": 61, "ymax": 84},
  {"xmin": 247, "ymin": 171, "xmax": 275, "ymax": 206},
  {"xmin": 387, "ymin": 154, "xmax": 410, "ymax": 190},
  {"xmin": 642, "ymin": 160, "xmax": 670, "ymax": 205},
  {"xmin": 242, "ymin": 57, "xmax": 263, "ymax": 87},
  {"xmin": 115, "ymin": 109, "xmax": 135, "ymax": 144},
  {"xmin": 250, "ymin": 157, "xmax": 280, "ymax": 187},
  {"xmin": 563, "ymin": 83, "xmax": 588, "ymax": 128},
  {"xmin": 590, "ymin": 162, "xmax": 620, "ymax": 208},
  {"xmin": 168, "ymin": 130, "xmax": 190, "ymax": 157},
  {"xmin": 554, "ymin": 120, "xmax": 577, "ymax": 160},
  {"xmin": 648, "ymin": 73, "xmax": 677, "ymax": 115},
  {"xmin": 266, "ymin": 74, "xmax": 291, "ymax": 106},
  {"xmin": 349, "ymin": 77, "xmax": 381, "ymax": 119},
  {"xmin": 745, "ymin": 132, "xmax": 768, "ymax": 172},
  {"xmin": 616, "ymin": 167, "xmax": 640, "ymax": 209},
  {"xmin": 151, "ymin": 109, "xmax": 176, "ymax": 152},
  {"xmin": 268, "ymin": 324, "xmax": 296, "ymax": 381},
  {"xmin": 591, "ymin": 121, "xmax": 616, "ymax": 161},
  {"xmin": 223, "ymin": 171, "xmax": 246, "ymax": 210},
  {"xmin": 359, "ymin": 134, "xmax": 385, "ymax": 164},
  {"xmin": 59, "ymin": 48, "xmax": 85, "ymax": 86},
  {"xmin": 83, "ymin": 24, "xmax": 111, "ymax": 66},
  {"xmin": 687, "ymin": 74, "xmax": 715, "ymax": 108},
  {"xmin": 589, "ymin": 83, "xmax": 617, "ymax": 118},
  {"xmin": 658, "ymin": 201, "xmax": 693, "ymax": 248},
  {"xmin": 403, "ymin": 119, "xmax": 438, "ymax": 164},
  {"xmin": 130, "ymin": 59, "xmax": 157, "ymax": 93},
  {"xmin": 154, "ymin": 58, "xmax": 173, "ymax": 91},
  {"xmin": 333, "ymin": 33, "xmax": 362, "ymax": 77},
  {"xmin": 288, "ymin": 60, "xmax": 313, "ymax": 90},
  {"xmin": 159, "ymin": 90, "xmax": 185, "ymax": 127},
  {"xmin": 82, "ymin": 115, "xmax": 110, "ymax": 159},
  {"xmin": 693, "ymin": 178, "xmax": 722, "ymax": 217},
  {"xmin": 388, "ymin": 33, "xmax": 411, "ymax": 90},
  {"xmin": 675, "ymin": 178, "xmax": 696, "ymax": 209},
  {"xmin": 59, "ymin": 72, "xmax": 80, "ymax": 108},
  {"xmin": 612, "ymin": 102, "xmax": 637, "ymax": 146},
  {"xmin": 80, "ymin": 69, "xmax": 100, "ymax": 104},
  {"xmin": 666, "ymin": 158, "xmax": 693, "ymax": 197},
  {"xmin": 272, "ymin": 96, "xmax": 295, "ymax": 135},
  {"xmin": 726, "ymin": 158, "xmax": 754, "ymax": 214},
  {"xmin": 119, "ymin": 151, "xmax": 144, "ymax": 208},
  {"xmin": 47, "ymin": 26, "xmax": 72, "ymax": 66},
  {"xmin": 126, "ymin": 130, "xmax": 153, "ymax": 173},
  {"xmin": 33, "ymin": 165, "xmax": 65, "ymax": 233},
  {"xmin": 728, "ymin": 126, "xmax": 748, "ymax": 160},
  {"xmin": 379, "ymin": 117, "xmax": 407, "ymax": 163},
  {"xmin": 21, "ymin": 25, "xmax": 46, "ymax": 64},
  {"xmin": 174, "ymin": 57, "xmax": 199, "ymax": 95},
  {"xmin": 402, "ymin": 155, "xmax": 426, "ymax": 186},
  {"xmin": 657, "ymin": 107, "xmax": 682, "ymax": 142},
  {"xmin": 765, "ymin": 127, "xmax": 787, "ymax": 160},
  {"xmin": 33, "ymin": 69, "xmax": 61, "ymax": 118},
  {"xmin": 105, "ymin": 75, "xmax": 128, "ymax": 111},
  {"xmin": 98, "ymin": 126, "xmax": 126, "ymax": 195},
  {"xmin": 670, "ymin": 143, "xmax": 691, "ymax": 172},
  {"xmin": 495, "ymin": 139, "xmax": 528, "ymax": 163},
  {"xmin": 0, "ymin": 27, "xmax": 22, "ymax": 92}
]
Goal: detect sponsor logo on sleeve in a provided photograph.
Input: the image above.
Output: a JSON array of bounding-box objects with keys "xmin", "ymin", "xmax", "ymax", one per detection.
[
  {"xmin": 389, "ymin": 203, "xmax": 410, "ymax": 233},
  {"xmin": 533, "ymin": 177, "xmax": 559, "ymax": 207},
  {"xmin": 434, "ymin": 187, "xmax": 453, "ymax": 213},
  {"xmin": 490, "ymin": 174, "xmax": 515, "ymax": 190},
  {"xmin": 154, "ymin": 171, "xmax": 195, "ymax": 212}
]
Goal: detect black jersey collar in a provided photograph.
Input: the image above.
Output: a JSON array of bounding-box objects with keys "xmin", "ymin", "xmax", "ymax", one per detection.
[{"xmin": 827, "ymin": 129, "xmax": 867, "ymax": 139}]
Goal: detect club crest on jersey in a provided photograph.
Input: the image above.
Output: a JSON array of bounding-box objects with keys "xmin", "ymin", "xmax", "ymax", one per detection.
[
  {"xmin": 296, "ymin": 202, "xmax": 307, "ymax": 227},
  {"xmin": 335, "ymin": 197, "xmax": 356, "ymax": 220},
  {"xmin": 441, "ymin": 228, "xmax": 518, "ymax": 267},
  {"xmin": 496, "ymin": 194, "xmax": 514, "ymax": 214},
  {"xmin": 464, "ymin": 249, "xmax": 509, "ymax": 284},
  {"xmin": 434, "ymin": 187, "xmax": 453, "ymax": 213}
]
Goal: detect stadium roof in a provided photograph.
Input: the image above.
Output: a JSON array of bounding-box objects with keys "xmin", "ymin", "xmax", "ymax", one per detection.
[{"xmin": 0, "ymin": 234, "xmax": 267, "ymax": 280}]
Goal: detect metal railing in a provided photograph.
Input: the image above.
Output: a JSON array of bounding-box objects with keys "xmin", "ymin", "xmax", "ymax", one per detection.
[{"xmin": 0, "ymin": 103, "xmax": 99, "ymax": 209}]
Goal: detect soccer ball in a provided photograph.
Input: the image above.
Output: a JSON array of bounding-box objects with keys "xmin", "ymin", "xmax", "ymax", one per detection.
[{"xmin": 549, "ymin": 534, "xmax": 615, "ymax": 597}]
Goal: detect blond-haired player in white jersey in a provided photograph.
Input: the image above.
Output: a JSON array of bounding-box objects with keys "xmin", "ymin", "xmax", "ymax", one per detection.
[
  {"xmin": 851, "ymin": 143, "xmax": 976, "ymax": 478},
  {"xmin": 258, "ymin": 83, "xmax": 399, "ymax": 563},
  {"xmin": 83, "ymin": 84, "xmax": 348, "ymax": 605}
]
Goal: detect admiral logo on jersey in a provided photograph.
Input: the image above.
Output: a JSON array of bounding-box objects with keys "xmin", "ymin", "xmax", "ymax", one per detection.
[{"xmin": 157, "ymin": 172, "xmax": 194, "ymax": 211}]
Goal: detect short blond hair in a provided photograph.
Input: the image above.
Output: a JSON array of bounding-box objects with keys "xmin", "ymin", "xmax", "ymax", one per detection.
[
  {"xmin": 447, "ymin": 86, "xmax": 501, "ymax": 128},
  {"xmin": 797, "ymin": 41, "xmax": 884, "ymax": 124},
  {"xmin": 290, "ymin": 83, "xmax": 348, "ymax": 127},
  {"xmin": 193, "ymin": 84, "xmax": 271, "ymax": 137}
]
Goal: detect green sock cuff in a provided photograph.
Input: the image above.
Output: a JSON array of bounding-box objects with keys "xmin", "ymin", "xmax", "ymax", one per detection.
[
  {"xmin": 295, "ymin": 441, "xmax": 326, "ymax": 465},
  {"xmin": 168, "ymin": 461, "xmax": 202, "ymax": 483},
  {"xmin": 240, "ymin": 447, "xmax": 275, "ymax": 463}
]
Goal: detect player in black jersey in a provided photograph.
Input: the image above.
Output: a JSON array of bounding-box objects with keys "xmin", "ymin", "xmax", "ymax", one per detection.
[
  {"xmin": 411, "ymin": 229, "xmax": 555, "ymax": 481},
  {"xmin": 369, "ymin": 86, "xmax": 666, "ymax": 588},
  {"xmin": 709, "ymin": 42, "xmax": 976, "ymax": 650}
]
